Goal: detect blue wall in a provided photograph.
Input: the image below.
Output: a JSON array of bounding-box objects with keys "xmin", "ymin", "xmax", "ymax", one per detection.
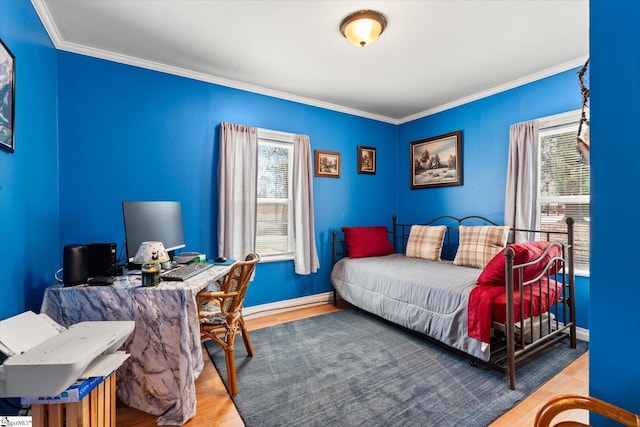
[
  {"xmin": 55, "ymin": 54, "xmax": 590, "ymax": 323},
  {"xmin": 398, "ymin": 69, "xmax": 582, "ymax": 223},
  {"xmin": 56, "ymin": 53, "xmax": 398, "ymax": 307},
  {"xmin": 0, "ymin": 0, "xmax": 59, "ymax": 320},
  {"xmin": 396, "ymin": 69, "xmax": 589, "ymax": 329},
  {"xmin": 55, "ymin": 57, "xmax": 592, "ymax": 327},
  {"xmin": 590, "ymin": 0, "xmax": 640, "ymax": 423}
]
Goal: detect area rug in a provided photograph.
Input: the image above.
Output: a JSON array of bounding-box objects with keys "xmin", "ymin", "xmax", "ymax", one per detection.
[{"xmin": 205, "ymin": 309, "xmax": 587, "ymax": 427}]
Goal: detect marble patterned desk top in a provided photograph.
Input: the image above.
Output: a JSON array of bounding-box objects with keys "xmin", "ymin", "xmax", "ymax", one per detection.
[{"xmin": 41, "ymin": 264, "xmax": 231, "ymax": 425}]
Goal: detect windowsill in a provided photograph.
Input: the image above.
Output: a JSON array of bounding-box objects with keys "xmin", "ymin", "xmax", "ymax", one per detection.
[
  {"xmin": 575, "ymin": 269, "xmax": 590, "ymax": 278},
  {"xmin": 258, "ymin": 253, "xmax": 294, "ymax": 263}
]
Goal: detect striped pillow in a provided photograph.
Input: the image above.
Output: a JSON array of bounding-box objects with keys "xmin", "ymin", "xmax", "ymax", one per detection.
[
  {"xmin": 405, "ymin": 225, "xmax": 447, "ymax": 261},
  {"xmin": 453, "ymin": 225, "xmax": 510, "ymax": 269}
]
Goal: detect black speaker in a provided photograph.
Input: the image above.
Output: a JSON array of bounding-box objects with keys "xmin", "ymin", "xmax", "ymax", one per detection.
[
  {"xmin": 87, "ymin": 243, "xmax": 118, "ymax": 276},
  {"xmin": 63, "ymin": 244, "xmax": 88, "ymax": 286}
]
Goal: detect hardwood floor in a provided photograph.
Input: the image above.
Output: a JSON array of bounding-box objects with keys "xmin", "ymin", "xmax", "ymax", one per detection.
[{"xmin": 116, "ymin": 303, "xmax": 588, "ymax": 426}]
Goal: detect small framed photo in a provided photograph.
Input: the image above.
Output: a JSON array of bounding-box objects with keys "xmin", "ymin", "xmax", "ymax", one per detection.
[
  {"xmin": 0, "ymin": 38, "xmax": 15, "ymax": 153},
  {"xmin": 410, "ymin": 130, "xmax": 462, "ymax": 189},
  {"xmin": 314, "ymin": 150, "xmax": 340, "ymax": 178},
  {"xmin": 357, "ymin": 146, "xmax": 376, "ymax": 174}
]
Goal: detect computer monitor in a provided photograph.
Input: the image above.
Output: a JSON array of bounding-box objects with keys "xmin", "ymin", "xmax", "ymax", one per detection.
[{"xmin": 122, "ymin": 201, "xmax": 186, "ymax": 262}]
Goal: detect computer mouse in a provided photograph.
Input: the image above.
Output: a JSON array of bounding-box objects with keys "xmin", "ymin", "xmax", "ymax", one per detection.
[{"xmin": 214, "ymin": 256, "xmax": 227, "ymax": 263}]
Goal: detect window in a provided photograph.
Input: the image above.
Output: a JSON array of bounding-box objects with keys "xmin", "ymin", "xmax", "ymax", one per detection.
[
  {"xmin": 256, "ymin": 129, "xmax": 294, "ymax": 260},
  {"xmin": 538, "ymin": 111, "xmax": 590, "ymax": 274}
]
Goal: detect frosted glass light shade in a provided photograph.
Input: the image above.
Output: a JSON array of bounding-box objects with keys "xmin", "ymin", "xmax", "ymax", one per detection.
[
  {"xmin": 133, "ymin": 241, "xmax": 170, "ymax": 264},
  {"xmin": 340, "ymin": 10, "xmax": 387, "ymax": 47}
]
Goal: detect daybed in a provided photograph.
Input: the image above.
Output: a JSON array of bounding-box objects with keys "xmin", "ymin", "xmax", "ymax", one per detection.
[{"xmin": 330, "ymin": 215, "xmax": 577, "ymax": 389}]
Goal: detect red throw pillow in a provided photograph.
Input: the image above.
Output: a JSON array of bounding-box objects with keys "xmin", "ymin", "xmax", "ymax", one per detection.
[
  {"xmin": 341, "ymin": 226, "xmax": 394, "ymax": 259},
  {"xmin": 477, "ymin": 241, "xmax": 561, "ymax": 287}
]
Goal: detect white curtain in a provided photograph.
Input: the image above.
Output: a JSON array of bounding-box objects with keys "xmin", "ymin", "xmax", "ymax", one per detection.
[
  {"xmin": 292, "ymin": 134, "xmax": 320, "ymax": 275},
  {"xmin": 504, "ymin": 120, "xmax": 539, "ymax": 242},
  {"xmin": 217, "ymin": 123, "xmax": 319, "ymax": 275},
  {"xmin": 217, "ymin": 122, "xmax": 258, "ymax": 261}
]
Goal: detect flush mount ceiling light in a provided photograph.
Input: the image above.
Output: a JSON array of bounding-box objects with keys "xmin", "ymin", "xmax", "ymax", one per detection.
[{"xmin": 340, "ymin": 10, "xmax": 387, "ymax": 47}]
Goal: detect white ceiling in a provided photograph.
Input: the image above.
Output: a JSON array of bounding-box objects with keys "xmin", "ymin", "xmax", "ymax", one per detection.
[{"xmin": 32, "ymin": 0, "xmax": 589, "ymax": 124}]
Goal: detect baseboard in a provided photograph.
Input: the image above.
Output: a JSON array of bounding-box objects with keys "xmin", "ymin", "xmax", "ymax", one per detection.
[
  {"xmin": 243, "ymin": 292, "xmax": 334, "ymax": 319},
  {"xmin": 576, "ymin": 325, "xmax": 589, "ymax": 342}
]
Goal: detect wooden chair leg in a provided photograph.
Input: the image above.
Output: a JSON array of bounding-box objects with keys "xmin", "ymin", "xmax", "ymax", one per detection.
[
  {"xmin": 239, "ymin": 318, "xmax": 254, "ymax": 357},
  {"xmin": 225, "ymin": 330, "xmax": 238, "ymax": 396},
  {"xmin": 225, "ymin": 347, "xmax": 238, "ymax": 396}
]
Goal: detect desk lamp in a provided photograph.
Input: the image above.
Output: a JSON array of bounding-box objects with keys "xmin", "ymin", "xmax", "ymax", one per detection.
[{"xmin": 133, "ymin": 241, "xmax": 170, "ymax": 286}]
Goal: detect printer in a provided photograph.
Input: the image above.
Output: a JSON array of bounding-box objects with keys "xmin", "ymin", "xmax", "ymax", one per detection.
[{"xmin": 0, "ymin": 311, "xmax": 134, "ymax": 398}]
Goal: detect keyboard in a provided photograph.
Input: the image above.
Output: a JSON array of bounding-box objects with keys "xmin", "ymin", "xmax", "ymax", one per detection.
[{"xmin": 161, "ymin": 263, "xmax": 215, "ymax": 281}]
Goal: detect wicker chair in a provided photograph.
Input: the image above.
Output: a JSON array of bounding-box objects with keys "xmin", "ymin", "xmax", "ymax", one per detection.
[
  {"xmin": 535, "ymin": 394, "xmax": 640, "ymax": 427},
  {"xmin": 197, "ymin": 253, "xmax": 260, "ymax": 396}
]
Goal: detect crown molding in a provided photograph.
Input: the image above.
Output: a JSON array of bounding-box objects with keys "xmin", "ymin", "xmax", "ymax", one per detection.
[
  {"xmin": 30, "ymin": 0, "xmax": 587, "ymax": 127},
  {"xmin": 397, "ymin": 56, "xmax": 589, "ymax": 124}
]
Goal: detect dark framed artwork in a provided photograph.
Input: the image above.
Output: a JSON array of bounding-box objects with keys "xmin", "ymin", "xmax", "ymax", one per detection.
[
  {"xmin": 357, "ymin": 145, "xmax": 376, "ymax": 174},
  {"xmin": 0, "ymin": 38, "xmax": 15, "ymax": 153},
  {"xmin": 314, "ymin": 150, "xmax": 340, "ymax": 178},
  {"xmin": 410, "ymin": 130, "xmax": 462, "ymax": 189}
]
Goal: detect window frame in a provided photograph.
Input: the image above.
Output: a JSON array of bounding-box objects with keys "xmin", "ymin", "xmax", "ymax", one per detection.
[
  {"xmin": 537, "ymin": 109, "xmax": 590, "ymax": 276},
  {"xmin": 256, "ymin": 128, "xmax": 295, "ymax": 262}
]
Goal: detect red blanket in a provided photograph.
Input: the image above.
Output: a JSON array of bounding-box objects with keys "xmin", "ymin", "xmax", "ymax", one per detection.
[{"xmin": 468, "ymin": 278, "xmax": 561, "ymax": 344}]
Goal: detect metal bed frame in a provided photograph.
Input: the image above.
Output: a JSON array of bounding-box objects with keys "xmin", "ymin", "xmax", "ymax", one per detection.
[{"xmin": 331, "ymin": 214, "xmax": 577, "ymax": 389}]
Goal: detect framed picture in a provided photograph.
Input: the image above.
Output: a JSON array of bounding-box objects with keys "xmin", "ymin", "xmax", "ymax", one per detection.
[
  {"xmin": 0, "ymin": 38, "xmax": 15, "ymax": 153},
  {"xmin": 410, "ymin": 130, "xmax": 462, "ymax": 189},
  {"xmin": 357, "ymin": 145, "xmax": 376, "ymax": 174},
  {"xmin": 314, "ymin": 150, "xmax": 340, "ymax": 178}
]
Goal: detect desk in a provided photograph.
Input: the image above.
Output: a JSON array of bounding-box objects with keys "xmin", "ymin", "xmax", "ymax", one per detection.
[{"xmin": 40, "ymin": 265, "xmax": 231, "ymax": 425}]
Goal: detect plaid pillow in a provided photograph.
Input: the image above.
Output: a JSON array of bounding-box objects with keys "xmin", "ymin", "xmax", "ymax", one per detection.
[
  {"xmin": 453, "ymin": 225, "xmax": 510, "ymax": 269},
  {"xmin": 405, "ymin": 225, "xmax": 447, "ymax": 261}
]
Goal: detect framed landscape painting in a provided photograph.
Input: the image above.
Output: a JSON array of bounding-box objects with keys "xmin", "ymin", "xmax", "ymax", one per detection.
[
  {"xmin": 0, "ymin": 38, "xmax": 15, "ymax": 153},
  {"xmin": 410, "ymin": 130, "xmax": 462, "ymax": 189},
  {"xmin": 314, "ymin": 150, "xmax": 340, "ymax": 178}
]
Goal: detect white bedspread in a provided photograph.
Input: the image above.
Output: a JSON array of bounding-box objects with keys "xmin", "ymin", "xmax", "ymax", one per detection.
[{"xmin": 330, "ymin": 253, "xmax": 490, "ymax": 361}]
